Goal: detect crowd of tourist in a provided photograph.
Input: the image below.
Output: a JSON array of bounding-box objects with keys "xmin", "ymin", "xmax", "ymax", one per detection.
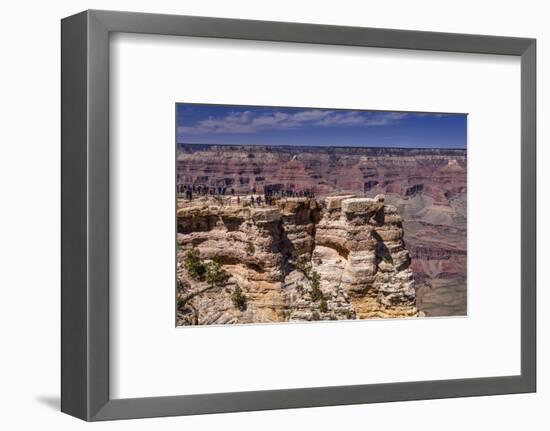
[
  {"xmin": 180, "ymin": 183, "xmax": 315, "ymax": 206},
  {"xmin": 182, "ymin": 184, "xmax": 232, "ymax": 200}
]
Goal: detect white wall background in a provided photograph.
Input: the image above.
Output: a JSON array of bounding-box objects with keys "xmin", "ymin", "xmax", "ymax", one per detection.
[{"xmin": 0, "ymin": 0, "xmax": 547, "ymax": 429}]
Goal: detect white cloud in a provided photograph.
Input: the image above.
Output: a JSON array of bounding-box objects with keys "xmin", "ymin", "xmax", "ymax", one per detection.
[{"xmin": 178, "ymin": 109, "xmax": 411, "ymax": 136}]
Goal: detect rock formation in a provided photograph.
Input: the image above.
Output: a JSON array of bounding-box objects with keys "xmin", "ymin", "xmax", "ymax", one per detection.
[
  {"xmin": 176, "ymin": 194, "xmax": 422, "ymax": 325},
  {"xmin": 177, "ymin": 144, "xmax": 467, "ymax": 316}
]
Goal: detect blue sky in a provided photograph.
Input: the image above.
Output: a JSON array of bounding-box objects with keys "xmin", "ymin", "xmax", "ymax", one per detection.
[{"xmin": 176, "ymin": 104, "xmax": 467, "ymax": 149}]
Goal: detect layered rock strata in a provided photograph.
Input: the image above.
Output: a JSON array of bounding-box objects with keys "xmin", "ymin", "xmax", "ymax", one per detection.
[
  {"xmin": 176, "ymin": 194, "xmax": 421, "ymax": 325},
  {"xmin": 177, "ymin": 144, "xmax": 467, "ymax": 317}
]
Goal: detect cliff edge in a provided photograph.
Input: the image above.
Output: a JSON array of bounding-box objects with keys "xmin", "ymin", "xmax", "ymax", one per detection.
[{"xmin": 176, "ymin": 194, "xmax": 422, "ymax": 325}]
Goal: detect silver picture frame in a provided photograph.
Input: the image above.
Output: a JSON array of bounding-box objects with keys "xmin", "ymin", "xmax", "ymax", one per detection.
[{"xmin": 61, "ymin": 9, "xmax": 536, "ymax": 421}]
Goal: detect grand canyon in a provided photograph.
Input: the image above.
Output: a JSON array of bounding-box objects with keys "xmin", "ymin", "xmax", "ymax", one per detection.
[{"xmin": 176, "ymin": 144, "xmax": 467, "ymax": 325}]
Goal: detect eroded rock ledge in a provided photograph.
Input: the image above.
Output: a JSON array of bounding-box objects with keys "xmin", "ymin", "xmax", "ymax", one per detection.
[{"xmin": 176, "ymin": 194, "xmax": 422, "ymax": 325}]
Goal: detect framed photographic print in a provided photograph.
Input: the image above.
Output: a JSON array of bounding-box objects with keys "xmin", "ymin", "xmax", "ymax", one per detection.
[
  {"xmin": 175, "ymin": 103, "xmax": 467, "ymax": 325},
  {"xmin": 61, "ymin": 9, "xmax": 536, "ymax": 421}
]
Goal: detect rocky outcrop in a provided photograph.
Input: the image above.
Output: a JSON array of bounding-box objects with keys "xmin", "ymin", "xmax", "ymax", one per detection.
[
  {"xmin": 177, "ymin": 145, "xmax": 467, "ymax": 318},
  {"xmin": 176, "ymin": 194, "xmax": 422, "ymax": 325}
]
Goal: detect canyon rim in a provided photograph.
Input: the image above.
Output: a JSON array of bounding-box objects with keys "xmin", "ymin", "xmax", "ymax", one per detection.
[{"xmin": 176, "ymin": 103, "xmax": 467, "ymax": 326}]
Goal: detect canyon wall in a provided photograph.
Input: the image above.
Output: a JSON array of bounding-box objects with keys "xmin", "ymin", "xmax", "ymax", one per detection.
[
  {"xmin": 177, "ymin": 144, "xmax": 467, "ymax": 317},
  {"xmin": 177, "ymin": 195, "xmax": 421, "ymax": 325}
]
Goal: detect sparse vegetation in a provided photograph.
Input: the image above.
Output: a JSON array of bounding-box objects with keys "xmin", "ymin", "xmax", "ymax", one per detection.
[
  {"xmin": 184, "ymin": 248, "xmax": 207, "ymax": 280},
  {"xmin": 231, "ymin": 285, "xmax": 247, "ymax": 311},
  {"xmin": 245, "ymin": 242, "xmax": 255, "ymax": 255},
  {"xmin": 319, "ymin": 297, "xmax": 328, "ymax": 313},
  {"xmin": 178, "ymin": 255, "xmax": 230, "ymax": 313},
  {"xmin": 294, "ymin": 251, "xmax": 312, "ymax": 276},
  {"xmin": 310, "ymin": 271, "xmax": 323, "ymax": 302},
  {"xmin": 293, "ymin": 252, "xmax": 324, "ymax": 304},
  {"xmin": 344, "ymin": 309, "xmax": 354, "ymax": 320},
  {"xmin": 206, "ymin": 257, "xmax": 230, "ymax": 288}
]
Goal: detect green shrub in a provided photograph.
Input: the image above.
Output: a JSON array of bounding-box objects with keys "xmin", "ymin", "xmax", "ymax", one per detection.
[
  {"xmin": 310, "ymin": 271, "xmax": 323, "ymax": 302},
  {"xmin": 206, "ymin": 257, "xmax": 230, "ymax": 288},
  {"xmin": 184, "ymin": 248, "xmax": 207, "ymax": 280},
  {"xmin": 231, "ymin": 285, "xmax": 247, "ymax": 311},
  {"xmin": 319, "ymin": 297, "xmax": 328, "ymax": 313},
  {"xmin": 245, "ymin": 242, "xmax": 255, "ymax": 255},
  {"xmin": 294, "ymin": 252, "xmax": 312, "ymax": 276}
]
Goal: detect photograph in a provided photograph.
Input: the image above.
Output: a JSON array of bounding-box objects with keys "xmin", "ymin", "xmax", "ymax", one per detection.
[
  {"xmin": 176, "ymin": 103, "xmax": 467, "ymax": 325},
  {"xmin": 2, "ymin": 3, "xmax": 539, "ymax": 427}
]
